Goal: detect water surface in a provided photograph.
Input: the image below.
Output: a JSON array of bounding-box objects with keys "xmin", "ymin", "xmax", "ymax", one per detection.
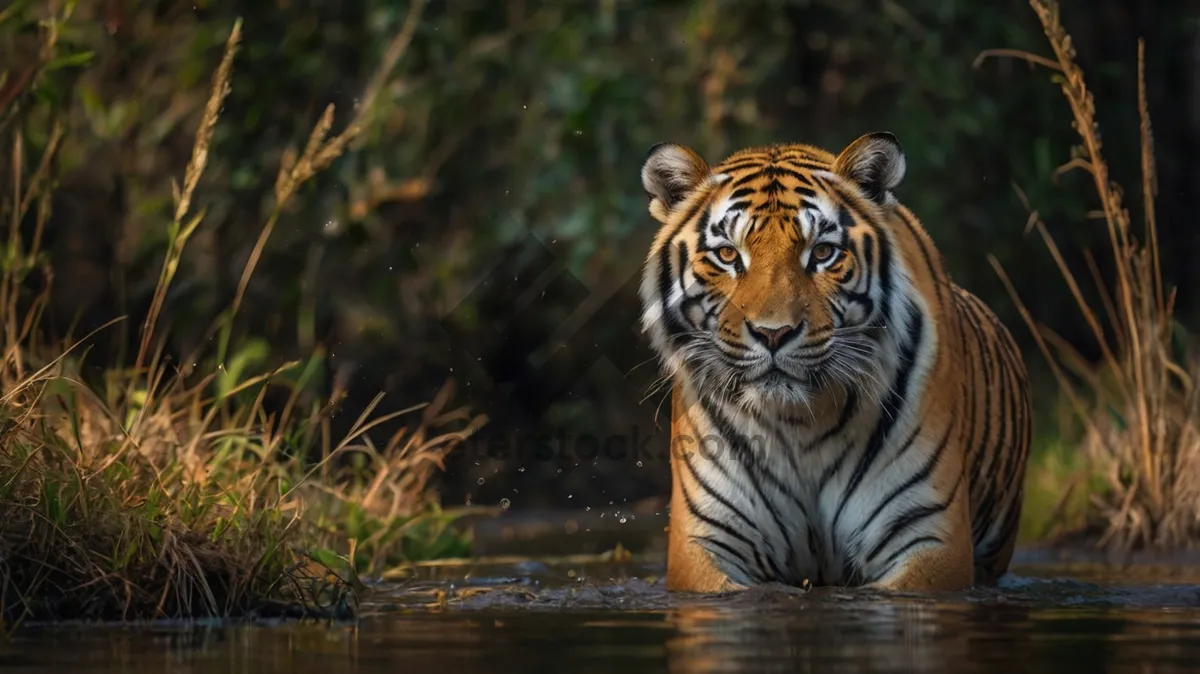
[{"xmin": 6, "ymin": 549, "xmax": 1200, "ymax": 673}]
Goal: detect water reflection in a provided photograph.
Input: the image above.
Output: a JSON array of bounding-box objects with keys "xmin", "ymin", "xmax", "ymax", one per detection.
[
  {"xmin": 7, "ymin": 564, "xmax": 1200, "ymax": 674},
  {"xmin": 665, "ymin": 593, "xmax": 975, "ymax": 674}
]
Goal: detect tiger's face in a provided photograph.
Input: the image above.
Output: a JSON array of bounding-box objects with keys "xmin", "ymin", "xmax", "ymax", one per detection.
[{"xmin": 638, "ymin": 132, "xmax": 909, "ymax": 412}]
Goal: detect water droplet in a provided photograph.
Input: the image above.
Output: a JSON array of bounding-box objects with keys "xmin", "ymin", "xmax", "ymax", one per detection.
[
  {"xmin": 477, "ymin": 477, "xmax": 485, "ymax": 485},
  {"xmin": 636, "ymin": 461, "xmax": 643, "ymax": 467},
  {"xmin": 500, "ymin": 498, "xmax": 511, "ymax": 509},
  {"xmin": 619, "ymin": 517, "xmax": 627, "ymax": 524},
  {"xmin": 567, "ymin": 494, "xmax": 573, "ymax": 499},
  {"xmin": 518, "ymin": 466, "xmax": 526, "ymax": 472}
]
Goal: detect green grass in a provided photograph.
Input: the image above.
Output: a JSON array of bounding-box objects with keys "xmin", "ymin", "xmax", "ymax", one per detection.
[
  {"xmin": 1019, "ymin": 432, "xmax": 1094, "ymax": 545},
  {"xmin": 0, "ymin": 3, "xmax": 485, "ymax": 630}
]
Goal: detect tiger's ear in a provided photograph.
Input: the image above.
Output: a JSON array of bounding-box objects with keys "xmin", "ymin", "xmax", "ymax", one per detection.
[
  {"xmin": 641, "ymin": 142, "xmax": 710, "ymax": 223},
  {"xmin": 832, "ymin": 132, "xmax": 906, "ymax": 205}
]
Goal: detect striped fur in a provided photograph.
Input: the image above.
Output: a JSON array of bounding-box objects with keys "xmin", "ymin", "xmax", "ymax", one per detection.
[{"xmin": 638, "ymin": 133, "xmax": 1031, "ymax": 592}]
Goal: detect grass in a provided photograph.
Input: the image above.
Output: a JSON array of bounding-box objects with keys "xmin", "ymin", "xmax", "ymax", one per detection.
[
  {"xmin": 0, "ymin": 2, "xmax": 486, "ymax": 630},
  {"xmin": 1, "ymin": 0, "xmax": 1192, "ymax": 634},
  {"xmin": 981, "ymin": 0, "xmax": 1200, "ymax": 552}
]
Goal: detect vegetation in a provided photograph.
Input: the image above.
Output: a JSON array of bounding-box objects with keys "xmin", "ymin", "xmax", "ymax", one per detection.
[
  {"xmin": 0, "ymin": 0, "xmax": 1195, "ymax": 629},
  {"xmin": 0, "ymin": 3, "xmax": 485, "ymax": 628},
  {"xmin": 988, "ymin": 0, "xmax": 1199, "ymax": 550}
]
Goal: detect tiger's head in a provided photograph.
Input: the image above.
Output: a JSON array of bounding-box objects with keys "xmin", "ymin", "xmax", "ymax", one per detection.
[{"xmin": 638, "ymin": 132, "xmax": 910, "ymax": 413}]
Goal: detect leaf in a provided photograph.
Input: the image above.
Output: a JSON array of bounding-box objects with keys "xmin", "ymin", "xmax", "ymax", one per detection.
[
  {"xmin": 46, "ymin": 51, "xmax": 95, "ymax": 72},
  {"xmin": 307, "ymin": 547, "xmax": 364, "ymax": 590},
  {"xmin": 0, "ymin": 0, "xmax": 38, "ymax": 26},
  {"xmin": 215, "ymin": 339, "xmax": 270, "ymax": 399}
]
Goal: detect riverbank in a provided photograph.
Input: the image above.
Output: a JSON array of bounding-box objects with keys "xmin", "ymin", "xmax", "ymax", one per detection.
[{"xmin": 0, "ymin": 8, "xmax": 486, "ymax": 630}]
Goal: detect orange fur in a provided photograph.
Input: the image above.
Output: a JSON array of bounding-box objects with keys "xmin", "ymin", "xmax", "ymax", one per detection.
[{"xmin": 640, "ymin": 133, "xmax": 1031, "ymax": 593}]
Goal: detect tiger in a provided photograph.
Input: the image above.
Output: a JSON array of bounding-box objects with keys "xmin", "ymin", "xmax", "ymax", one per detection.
[{"xmin": 637, "ymin": 131, "xmax": 1032, "ymax": 593}]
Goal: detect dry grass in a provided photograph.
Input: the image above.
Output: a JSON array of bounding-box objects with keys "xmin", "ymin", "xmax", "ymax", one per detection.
[
  {"xmin": 980, "ymin": 0, "xmax": 1200, "ymax": 551},
  {"xmin": 0, "ymin": 3, "xmax": 484, "ymax": 630}
]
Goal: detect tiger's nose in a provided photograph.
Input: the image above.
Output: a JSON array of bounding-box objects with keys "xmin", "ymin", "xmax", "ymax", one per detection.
[{"xmin": 746, "ymin": 320, "xmax": 802, "ymax": 351}]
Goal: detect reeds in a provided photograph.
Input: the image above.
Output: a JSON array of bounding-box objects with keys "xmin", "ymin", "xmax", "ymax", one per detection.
[
  {"xmin": 0, "ymin": 2, "xmax": 483, "ymax": 629},
  {"xmin": 980, "ymin": 0, "xmax": 1199, "ymax": 551}
]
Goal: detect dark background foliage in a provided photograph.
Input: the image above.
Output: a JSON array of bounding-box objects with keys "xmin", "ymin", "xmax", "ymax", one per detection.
[{"xmin": 3, "ymin": 0, "xmax": 1197, "ymax": 518}]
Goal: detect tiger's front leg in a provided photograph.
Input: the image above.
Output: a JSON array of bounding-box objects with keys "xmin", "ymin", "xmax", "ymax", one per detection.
[
  {"xmin": 664, "ymin": 382, "xmax": 749, "ymax": 594},
  {"xmin": 665, "ymin": 524, "xmax": 748, "ymax": 594},
  {"xmin": 864, "ymin": 485, "xmax": 975, "ymax": 593}
]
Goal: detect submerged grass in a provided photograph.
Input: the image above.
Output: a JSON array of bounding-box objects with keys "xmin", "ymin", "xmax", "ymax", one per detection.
[
  {"xmin": 981, "ymin": 0, "xmax": 1200, "ymax": 551},
  {"xmin": 0, "ymin": 2, "xmax": 484, "ymax": 630}
]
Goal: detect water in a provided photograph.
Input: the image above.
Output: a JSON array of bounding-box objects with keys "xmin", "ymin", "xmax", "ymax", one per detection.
[{"xmin": 6, "ymin": 550, "xmax": 1200, "ymax": 673}]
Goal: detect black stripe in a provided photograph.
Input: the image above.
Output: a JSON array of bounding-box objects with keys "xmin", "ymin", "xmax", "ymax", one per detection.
[
  {"xmin": 866, "ymin": 474, "xmax": 964, "ymax": 566},
  {"xmin": 894, "ymin": 207, "xmax": 947, "ymax": 316},
  {"xmin": 873, "ymin": 535, "xmax": 943, "ymax": 582},
  {"xmin": 961, "ymin": 296, "xmax": 994, "ymax": 510},
  {"xmin": 692, "ymin": 535, "xmax": 762, "ymax": 584},
  {"xmin": 697, "ymin": 396, "xmax": 802, "ymax": 582},
  {"xmin": 995, "ymin": 333, "xmax": 1031, "ymax": 502},
  {"xmin": 680, "ymin": 479, "xmax": 770, "ymax": 582},
  {"xmin": 780, "ymin": 158, "xmax": 830, "ymax": 171},
  {"xmin": 680, "ymin": 447, "xmax": 763, "ymax": 538},
  {"xmin": 657, "ymin": 245, "xmax": 693, "ymax": 340},
  {"xmin": 723, "ymin": 199, "xmax": 751, "ymax": 214},
  {"xmin": 842, "ymin": 556, "xmax": 864, "ymax": 586},
  {"xmin": 719, "ymin": 161, "xmax": 768, "ymax": 173},
  {"xmin": 675, "ymin": 241, "xmax": 690, "ymax": 296},
  {"xmin": 860, "ymin": 422, "xmax": 952, "ymax": 537},
  {"xmin": 830, "ymin": 299, "xmax": 924, "ymax": 544},
  {"xmin": 974, "ymin": 335, "xmax": 1015, "ymax": 539},
  {"xmin": 996, "ymin": 492, "xmax": 1024, "ymax": 555},
  {"xmin": 839, "ymin": 289, "xmax": 875, "ymax": 318},
  {"xmin": 762, "ymin": 165, "xmax": 809, "ymax": 181},
  {"xmin": 810, "ymin": 389, "xmax": 859, "ymax": 451},
  {"xmin": 680, "ymin": 453, "xmax": 776, "ymax": 580},
  {"xmin": 794, "ymin": 185, "xmax": 818, "ymax": 200},
  {"xmin": 817, "ymin": 440, "xmax": 853, "ymax": 495},
  {"xmin": 831, "ymin": 303, "xmax": 846, "ymax": 326},
  {"xmin": 731, "ymin": 172, "xmax": 764, "ymax": 188},
  {"xmin": 838, "ymin": 205, "xmax": 858, "ymax": 231}
]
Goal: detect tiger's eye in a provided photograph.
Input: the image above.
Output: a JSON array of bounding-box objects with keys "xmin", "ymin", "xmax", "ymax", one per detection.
[
  {"xmin": 811, "ymin": 243, "xmax": 836, "ymax": 262},
  {"xmin": 716, "ymin": 246, "xmax": 739, "ymax": 264}
]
